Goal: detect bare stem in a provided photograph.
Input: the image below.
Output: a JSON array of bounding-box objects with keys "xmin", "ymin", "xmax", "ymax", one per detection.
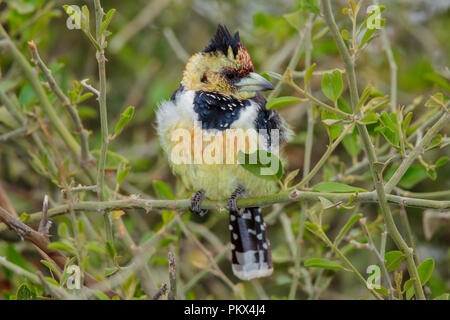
[
  {"xmin": 321, "ymin": 0, "xmax": 425, "ymax": 299},
  {"xmin": 93, "ymin": 0, "xmax": 112, "ymax": 243},
  {"xmin": 359, "ymin": 218, "xmax": 394, "ymax": 299}
]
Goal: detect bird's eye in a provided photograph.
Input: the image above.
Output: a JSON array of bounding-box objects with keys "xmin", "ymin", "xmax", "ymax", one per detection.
[{"xmin": 224, "ymin": 70, "xmax": 238, "ymax": 81}]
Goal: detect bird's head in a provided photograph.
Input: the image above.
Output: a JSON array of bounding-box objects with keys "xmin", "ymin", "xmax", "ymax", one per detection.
[{"xmin": 181, "ymin": 25, "xmax": 273, "ymax": 100}]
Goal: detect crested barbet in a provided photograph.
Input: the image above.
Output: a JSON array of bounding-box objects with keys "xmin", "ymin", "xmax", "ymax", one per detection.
[{"xmin": 156, "ymin": 25, "xmax": 289, "ymax": 280}]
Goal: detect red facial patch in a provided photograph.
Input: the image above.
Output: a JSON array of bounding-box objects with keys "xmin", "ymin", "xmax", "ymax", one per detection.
[{"xmin": 236, "ymin": 43, "xmax": 254, "ymax": 75}]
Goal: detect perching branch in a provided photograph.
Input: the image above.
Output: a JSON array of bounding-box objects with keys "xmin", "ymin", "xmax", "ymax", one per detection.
[{"xmin": 1, "ymin": 190, "xmax": 448, "ymax": 234}]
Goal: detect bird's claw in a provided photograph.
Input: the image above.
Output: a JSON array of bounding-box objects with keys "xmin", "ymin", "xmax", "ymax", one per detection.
[
  {"xmin": 190, "ymin": 190, "xmax": 208, "ymax": 217},
  {"xmin": 227, "ymin": 187, "xmax": 245, "ymax": 215}
]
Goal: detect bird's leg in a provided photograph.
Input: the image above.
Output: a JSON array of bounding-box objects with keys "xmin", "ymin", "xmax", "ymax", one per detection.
[
  {"xmin": 190, "ymin": 190, "xmax": 208, "ymax": 217},
  {"xmin": 227, "ymin": 186, "xmax": 245, "ymax": 215}
]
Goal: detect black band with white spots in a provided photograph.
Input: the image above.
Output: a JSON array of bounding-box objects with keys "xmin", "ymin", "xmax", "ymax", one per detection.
[
  {"xmin": 193, "ymin": 91, "xmax": 250, "ymax": 130},
  {"xmin": 229, "ymin": 207, "xmax": 273, "ymax": 280}
]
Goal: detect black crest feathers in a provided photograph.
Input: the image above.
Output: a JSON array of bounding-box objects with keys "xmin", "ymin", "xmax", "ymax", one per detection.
[{"xmin": 203, "ymin": 24, "xmax": 241, "ymax": 57}]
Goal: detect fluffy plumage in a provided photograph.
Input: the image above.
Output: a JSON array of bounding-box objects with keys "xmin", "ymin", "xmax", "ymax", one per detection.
[{"xmin": 156, "ymin": 25, "xmax": 289, "ymax": 280}]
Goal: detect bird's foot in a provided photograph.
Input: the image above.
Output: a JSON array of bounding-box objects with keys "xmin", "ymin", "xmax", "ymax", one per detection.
[
  {"xmin": 190, "ymin": 190, "xmax": 208, "ymax": 217},
  {"xmin": 227, "ymin": 186, "xmax": 245, "ymax": 215}
]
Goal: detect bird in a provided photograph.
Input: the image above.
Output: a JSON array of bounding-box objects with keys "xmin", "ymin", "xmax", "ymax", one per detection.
[{"xmin": 156, "ymin": 25, "xmax": 289, "ymax": 280}]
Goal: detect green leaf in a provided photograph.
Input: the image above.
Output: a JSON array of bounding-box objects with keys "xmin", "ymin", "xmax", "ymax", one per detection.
[
  {"xmin": 114, "ymin": 106, "xmax": 135, "ymax": 138},
  {"xmin": 435, "ymin": 156, "xmax": 449, "ymax": 168},
  {"xmin": 266, "ymin": 96, "xmax": 303, "ymax": 110},
  {"xmin": 321, "ymin": 70, "xmax": 343, "ymax": 103},
  {"xmin": 417, "ymin": 258, "xmax": 434, "ymax": 286},
  {"xmin": 428, "ymin": 134, "xmax": 442, "ymax": 150},
  {"xmin": 238, "ymin": 150, "xmax": 283, "ymax": 180},
  {"xmin": 266, "ymin": 71, "xmax": 283, "ymax": 81},
  {"xmin": 304, "ymin": 258, "xmax": 346, "ymax": 271},
  {"xmin": 359, "ymin": 18, "xmax": 386, "ymax": 48},
  {"xmin": 318, "ymin": 196, "xmax": 334, "ymax": 209},
  {"xmin": 104, "ymin": 267, "xmax": 120, "ymax": 277},
  {"xmin": 48, "ymin": 242, "xmax": 75, "ymax": 253},
  {"xmin": 404, "ymin": 259, "xmax": 434, "ymax": 300},
  {"xmin": 19, "ymin": 213, "xmax": 31, "ymax": 223},
  {"xmin": 299, "ymin": 0, "xmax": 320, "ymax": 14},
  {"xmin": 375, "ymin": 286, "xmax": 389, "ymax": 297},
  {"xmin": 94, "ymin": 290, "xmax": 110, "ymax": 300},
  {"xmin": 44, "ymin": 277, "xmax": 60, "ymax": 287},
  {"xmin": 16, "ymin": 284, "xmax": 36, "ymax": 300},
  {"xmin": 303, "ymin": 222, "xmax": 324, "ymax": 239},
  {"xmin": 402, "ymin": 112, "xmax": 413, "ymax": 135},
  {"xmin": 152, "ymin": 180, "xmax": 175, "ymax": 200},
  {"xmin": 433, "ymin": 293, "xmax": 450, "ymax": 300},
  {"xmin": 321, "ymin": 110, "xmax": 341, "ymax": 141},
  {"xmin": 426, "ymin": 168, "xmax": 437, "ymax": 181},
  {"xmin": 360, "ymin": 113, "xmax": 379, "ymax": 124},
  {"xmin": 162, "ymin": 210, "xmax": 175, "ymax": 225},
  {"xmin": 105, "ymin": 241, "xmax": 116, "ymax": 259},
  {"xmin": 341, "ymin": 29, "xmax": 351, "ymax": 41},
  {"xmin": 384, "ymin": 251, "xmax": 405, "ymax": 272},
  {"xmin": 425, "ymin": 73, "xmax": 450, "ymax": 92},
  {"xmin": 77, "ymin": 218, "xmax": 85, "ymax": 234},
  {"xmin": 40, "ymin": 260, "xmax": 62, "ymax": 279},
  {"xmin": 78, "ymin": 92, "xmax": 93, "ymax": 103},
  {"xmin": 385, "ymin": 165, "xmax": 428, "ymax": 189},
  {"xmin": 312, "ymin": 182, "xmax": 367, "ymax": 193},
  {"xmin": 6, "ymin": 244, "xmax": 34, "ymax": 272},
  {"xmin": 80, "ymin": 5, "xmax": 90, "ymax": 33},
  {"xmin": 359, "ymin": 5, "xmax": 386, "ymax": 32},
  {"xmin": 117, "ymin": 166, "xmax": 131, "ymax": 185},
  {"xmin": 342, "ymin": 126, "xmax": 361, "ymax": 158},
  {"xmin": 58, "ymin": 223, "xmax": 69, "ymax": 238},
  {"xmin": 334, "ymin": 213, "xmax": 363, "ymax": 244},
  {"xmin": 100, "ymin": 8, "xmax": 116, "ymax": 36},
  {"xmin": 404, "ymin": 278, "xmax": 416, "ymax": 300},
  {"xmin": 283, "ymin": 10, "xmax": 305, "ymax": 31},
  {"xmin": 304, "ymin": 63, "xmax": 316, "ymax": 87},
  {"xmin": 375, "ymin": 127, "xmax": 399, "ymax": 148}
]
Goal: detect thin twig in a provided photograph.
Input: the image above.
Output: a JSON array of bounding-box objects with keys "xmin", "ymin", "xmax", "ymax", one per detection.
[
  {"xmin": 0, "ymin": 125, "xmax": 28, "ymax": 142},
  {"xmin": 359, "ymin": 218, "xmax": 394, "ymax": 300},
  {"xmin": 80, "ymin": 79, "xmax": 100, "ymax": 98},
  {"xmin": 152, "ymin": 284, "xmax": 168, "ymax": 300},
  {"xmin": 168, "ymin": 251, "xmax": 176, "ymax": 300},
  {"xmin": 93, "ymin": 0, "xmax": 113, "ymax": 243},
  {"xmin": 28, "ymin": 41, "xmax": 92, "ymax": 164},
  {"xmin": 38, "ymin": 195, "xmax": 51, "ymax": 237}
]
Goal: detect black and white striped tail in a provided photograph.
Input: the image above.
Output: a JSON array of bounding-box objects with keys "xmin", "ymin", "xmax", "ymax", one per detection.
[{"xmin": 229, "ymin": 207, "xmax": 273, "ymax": 280}]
